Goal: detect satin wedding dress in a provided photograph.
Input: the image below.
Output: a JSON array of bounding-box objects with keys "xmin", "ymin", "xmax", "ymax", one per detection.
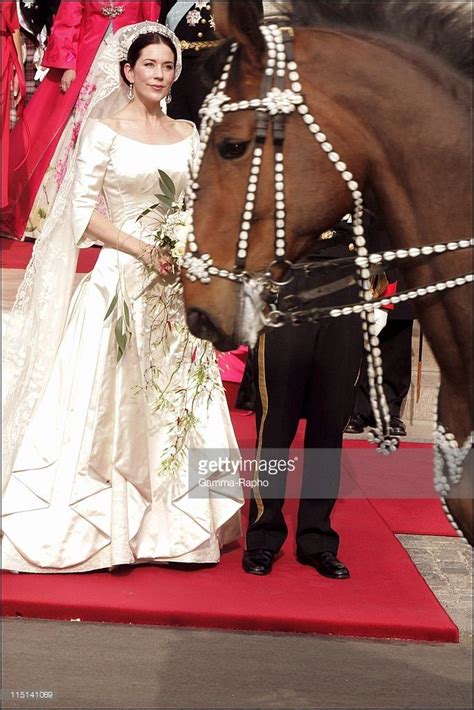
[{"xmin": 2, "ymin": 119, "xmax": 243, "ymax": 572}]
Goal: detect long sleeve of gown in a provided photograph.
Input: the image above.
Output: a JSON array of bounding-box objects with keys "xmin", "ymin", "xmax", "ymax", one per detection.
[
  {"xmin": 71, "ymin": 119, "xmax": 114, "ymax": 248},
  {"xmin": 42, "ymin": 0, "xmax": 84, "ymax": 70},
  {"xmin": 2, "ymin": 2, "xmax": 20, "ymax": 33}
]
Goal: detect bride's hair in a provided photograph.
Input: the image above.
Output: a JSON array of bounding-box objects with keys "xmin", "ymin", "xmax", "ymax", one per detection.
[{"xmin": 120, "ymin": 33, "xmax": 178, "ymax": 86}]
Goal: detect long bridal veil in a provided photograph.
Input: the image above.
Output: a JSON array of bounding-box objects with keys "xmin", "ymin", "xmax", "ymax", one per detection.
[{"xmin": 2, "ymin": 33, "xmax": 131, "ymax": 493}]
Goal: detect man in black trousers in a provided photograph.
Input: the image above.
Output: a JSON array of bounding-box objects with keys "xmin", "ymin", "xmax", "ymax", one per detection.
[
  {"xmin": 16, "ymin": 1, "xmax": 60, "ymax": 106},
  {"xmin": 346, "ymin": 242, "xmax": 415, "ymax": 436},
  {"xmin": 242, "ymin": 221, "xmax": 364, "ymax": 578},
  {"xmin": 160, "ymin": 0, "xmax": 263, "ymax": 126}
]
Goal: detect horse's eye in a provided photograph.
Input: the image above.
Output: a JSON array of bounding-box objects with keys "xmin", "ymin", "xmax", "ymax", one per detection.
[{"xmin": 218, "ymin": 139, "xmax": 250, "ymax": 160}]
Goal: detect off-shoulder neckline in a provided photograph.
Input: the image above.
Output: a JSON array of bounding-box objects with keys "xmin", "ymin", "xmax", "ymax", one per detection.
[{"xmin": 94, "ymin": 119, "xmax": 195, "ymax": 147}]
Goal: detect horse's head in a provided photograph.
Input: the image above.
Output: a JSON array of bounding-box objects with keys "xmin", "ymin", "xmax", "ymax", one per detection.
[{"xmin": 182, "ymin": 1, "xmax": 368, "ymax": 350}]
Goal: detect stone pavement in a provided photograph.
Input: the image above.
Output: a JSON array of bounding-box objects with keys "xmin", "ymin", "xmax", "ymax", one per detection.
[
  {"xmin": 398, "ymin": 535, "xmax": 472, "ymax": 637},
  {"xmin": 2, "ymin": 617, "xmax": 472, "ymax": 709}
]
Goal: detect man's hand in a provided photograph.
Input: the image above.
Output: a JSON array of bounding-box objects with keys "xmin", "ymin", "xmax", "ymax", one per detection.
[
  {"xmin": 60, "ymin": 69, "xmax": 76, "ymax": 93},
  {"xmin": 12, "ymin": 68, "xmax": 24, "ymax": 107}
]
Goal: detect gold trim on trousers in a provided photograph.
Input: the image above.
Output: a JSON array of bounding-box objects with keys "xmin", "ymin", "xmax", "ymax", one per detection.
[{"xmin": 252, "ymin": 333, "xmax": 269, "ymax": 524}]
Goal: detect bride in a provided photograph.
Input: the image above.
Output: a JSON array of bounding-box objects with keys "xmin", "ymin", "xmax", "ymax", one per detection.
[{"xmin": 2, "ymin": 22, "xmax": 243, "ymax": 573}]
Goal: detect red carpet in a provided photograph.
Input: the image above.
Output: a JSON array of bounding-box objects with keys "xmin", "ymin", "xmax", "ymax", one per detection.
[
  {"xmin": 2, "ymin": 243, "xmax": 458, "ymax": 641},
  {"xmin": 1, "ymin": 492, "xmax": 458, "ymax": 641},
  {"xmin": 368, "ymin": 499, "xmax": 457, "ymax": 536},
  {"xmin": 227, "ymin": 383, "xmax": 456, "ymax": 538},
  {"xmin": 1, "ymin": 238, "xmax": 100, "ymax": 272},
  {"xmin": 340, "ymin": 440, "xmax": 457, "ymax": 537},
  {"xmin": 2, "ymin": 407, "xmax": 459, "ymax": 642}
]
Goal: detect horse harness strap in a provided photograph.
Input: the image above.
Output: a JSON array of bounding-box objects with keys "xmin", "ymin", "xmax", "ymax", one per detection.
[
  {"xmin": 183, "ymin": 22, "xmax": 473, "ymax": 455},
  {"xmin": 183, "ymin": 24, "xmax": 310, "ymax": 286}
]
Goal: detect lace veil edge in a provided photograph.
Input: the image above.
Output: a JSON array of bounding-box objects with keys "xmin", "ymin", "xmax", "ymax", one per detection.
[{"xmin": 2, "ymin": 35, "xmax": 129, "ymax": 492}]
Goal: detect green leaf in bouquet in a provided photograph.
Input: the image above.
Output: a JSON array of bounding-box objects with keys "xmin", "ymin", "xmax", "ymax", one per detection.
[
  {"xmin": 155, "ymin": 194, "xmax": 176, "ymax": 209},
  {"xmin": 115, "ymin": 316, "xmax": 128, "ymax": 356},
  {"xmin": 104, "ymin": 292, "xmax": 118, "ymax": 321},
  {"xmin": 158, "ymin": 170, "xmax": 176, "ymax": 200},
  {"xmin": 136, "ymin": 202, "xmax": 160, "ymax": 221},
  {"xmin": 123, "ymin": 299, "xmax": 130, "ymax": 328}
]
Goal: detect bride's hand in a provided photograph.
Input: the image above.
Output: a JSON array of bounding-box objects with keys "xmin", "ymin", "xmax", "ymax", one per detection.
[{"xmin": 139, "ymin": 245, "xmax": 178, "ymax": 285}]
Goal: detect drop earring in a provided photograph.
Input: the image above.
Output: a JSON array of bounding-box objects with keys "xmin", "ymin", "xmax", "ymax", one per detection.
[
  {"xmin": 166, "ymin": 90, "xmax": 172, "ymax": 105},
  {"xmin": 128, "ymin": 83, "xmax": 134, "ymax": 101}
]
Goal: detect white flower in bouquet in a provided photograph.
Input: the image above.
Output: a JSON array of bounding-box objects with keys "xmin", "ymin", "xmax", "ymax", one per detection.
[
  {"xmin": 105, "ymin": 171, "xmax": 190, "ymax": 361},
  {"xmin": 170, "ymin": 214, "xmax": 192, "ymax": 264},
  {"xmin": 144, "ymin": 171, "xmax": 192, "ymax": 274}
]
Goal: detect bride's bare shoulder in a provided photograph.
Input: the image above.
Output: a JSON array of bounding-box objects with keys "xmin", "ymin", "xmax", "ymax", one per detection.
[
  {"xmin": 99, "ymin": 106, "xmax": 136, "ymax": 129},
  {"xmin": 100, "ymin": 112, "xmax": 127, "ymax": 130},
  {"xmin": 166, "ymin": 118, "xmax": 196, "ymax": 140}
]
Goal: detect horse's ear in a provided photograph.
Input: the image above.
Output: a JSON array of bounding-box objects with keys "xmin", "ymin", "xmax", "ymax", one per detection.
[{"xmin": 212, "ymin": 0, "xmax": 266, "ymax": 68}]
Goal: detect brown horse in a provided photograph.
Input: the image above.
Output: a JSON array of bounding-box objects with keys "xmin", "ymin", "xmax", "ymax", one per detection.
[{"xmin": 181, "ymin": 0, "xmax": 472, "ymax": 541}]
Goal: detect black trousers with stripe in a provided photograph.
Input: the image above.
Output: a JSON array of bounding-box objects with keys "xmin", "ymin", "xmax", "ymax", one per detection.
[
  {"xmin": 353, "ymin": 318, "xmax": 414, "ymax": 419},
  {"xmin": 246, "ymin": 270, "xmax": 363, "ymax": 556}
]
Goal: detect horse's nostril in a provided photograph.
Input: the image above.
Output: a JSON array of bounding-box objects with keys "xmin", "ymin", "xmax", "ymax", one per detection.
[
  {"xmin": 187, "ymin": 308, "xmax": 238, "ymax": 351},
  {"xmin": 187, "ymin": 308, "xmax": 219, "ymax": 342}
]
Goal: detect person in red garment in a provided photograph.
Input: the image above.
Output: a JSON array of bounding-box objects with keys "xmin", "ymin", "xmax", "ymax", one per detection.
[
  {"xmin": 1, "ymin": 1, "xmax": 25, "ymax": 209},
  {"xmin": 1, "ymin": 0, "xmax": 161, "ymax": 239}
]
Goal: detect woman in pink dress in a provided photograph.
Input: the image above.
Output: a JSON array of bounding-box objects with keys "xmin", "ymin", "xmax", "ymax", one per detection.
[
  {"xmin": 2, "ymin": 1, "xmax": 161, "ymax": 239},
  {"xmin": 1, "ymin": 1, "xmax": 25, "ymax": 209}
]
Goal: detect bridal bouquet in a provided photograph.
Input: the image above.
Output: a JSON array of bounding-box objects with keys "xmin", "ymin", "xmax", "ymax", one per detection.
[
  {"xmin": 140, "ymin": 169, "xmax": 189, "ymax": 286},
  {"xmin": 105, "ymin": 170, "xmax": 189, "ymax": 362},
  {"xmin": 104, "ymin": 170, "xmax": 220, "ymax": 476}
]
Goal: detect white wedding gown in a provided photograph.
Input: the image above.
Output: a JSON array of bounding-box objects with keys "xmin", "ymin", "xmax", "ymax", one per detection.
[{"xmin": 2, "ymin": 119, "xmax": 243, "ymax": 572}]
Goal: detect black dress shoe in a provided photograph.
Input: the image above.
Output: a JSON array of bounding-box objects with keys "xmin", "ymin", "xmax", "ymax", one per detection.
[
  {"xmin": 389, "ymin": 416, "xmax": 407, "ymax": 436},
  {"xmin": 296, "ymin": 551, "xmax": 350, "ymax": 579},
  {"xmin": 345, "ymin": 413, "xmax": 368, "ymax": 434},
  {"xmin": 242, "ymin": 549, "xmax": 275, "ymax": 575}
]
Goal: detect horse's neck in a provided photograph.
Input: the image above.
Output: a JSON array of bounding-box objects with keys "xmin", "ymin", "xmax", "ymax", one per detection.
[
  {"xmin": 301, "ymin": 30, "xmax": 472, "ymax": 247},
  {"xmin": 298, "ymin": 31, "xmax": 472, "ymax": 436}
]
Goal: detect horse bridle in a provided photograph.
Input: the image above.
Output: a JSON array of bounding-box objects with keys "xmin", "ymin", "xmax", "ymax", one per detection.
[
  {"xmin": 183, "ymin": 22, "xmax": 472, "ymax": 308},
  {"xmin": 183, "ymin": 26, "xmax": 295, "ymax": 278},
  {"xmin": 182, "ymin": 22, "xmax": 473, "ymax": 500}
]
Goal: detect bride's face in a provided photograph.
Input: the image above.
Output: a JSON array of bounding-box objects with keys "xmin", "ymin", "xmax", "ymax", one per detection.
[{"xmin": 125, "ymin": 42, "xmax": 176, "ymax": 105}]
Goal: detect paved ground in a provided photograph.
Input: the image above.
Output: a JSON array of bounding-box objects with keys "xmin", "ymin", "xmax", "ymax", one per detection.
[
  {"xmin": 398, "ymin": 535, "xmax": 472, "ymax": 637},
  {"xmin": 2, "ymin": 617, "xmax": 472, "ymax": 710}
]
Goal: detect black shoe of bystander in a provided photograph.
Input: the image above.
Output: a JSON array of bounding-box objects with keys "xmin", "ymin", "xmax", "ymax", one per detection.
[
  {"xmin": 242, "ymin": 549, "xmax": 275, "ymax": 575},
  {"xmin": 389, "ymin": 416, "xmax": 407, "ymax": 436},
  {"xmin": 345, "ymin": 413, "xmax": 369, "ymax": 434},
  {"xmin": 296, "ymin": 551, "xmax": 350, "ymax": 579}
]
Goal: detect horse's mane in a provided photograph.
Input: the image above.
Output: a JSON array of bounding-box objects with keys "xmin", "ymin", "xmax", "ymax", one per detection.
[
  {"xmin": 202, "ymin": 0, "xmax": 472, "ymax": 100},
  {"xmin": 289, "ymin": 0, "xmax": 473, "ymax": 78}
]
